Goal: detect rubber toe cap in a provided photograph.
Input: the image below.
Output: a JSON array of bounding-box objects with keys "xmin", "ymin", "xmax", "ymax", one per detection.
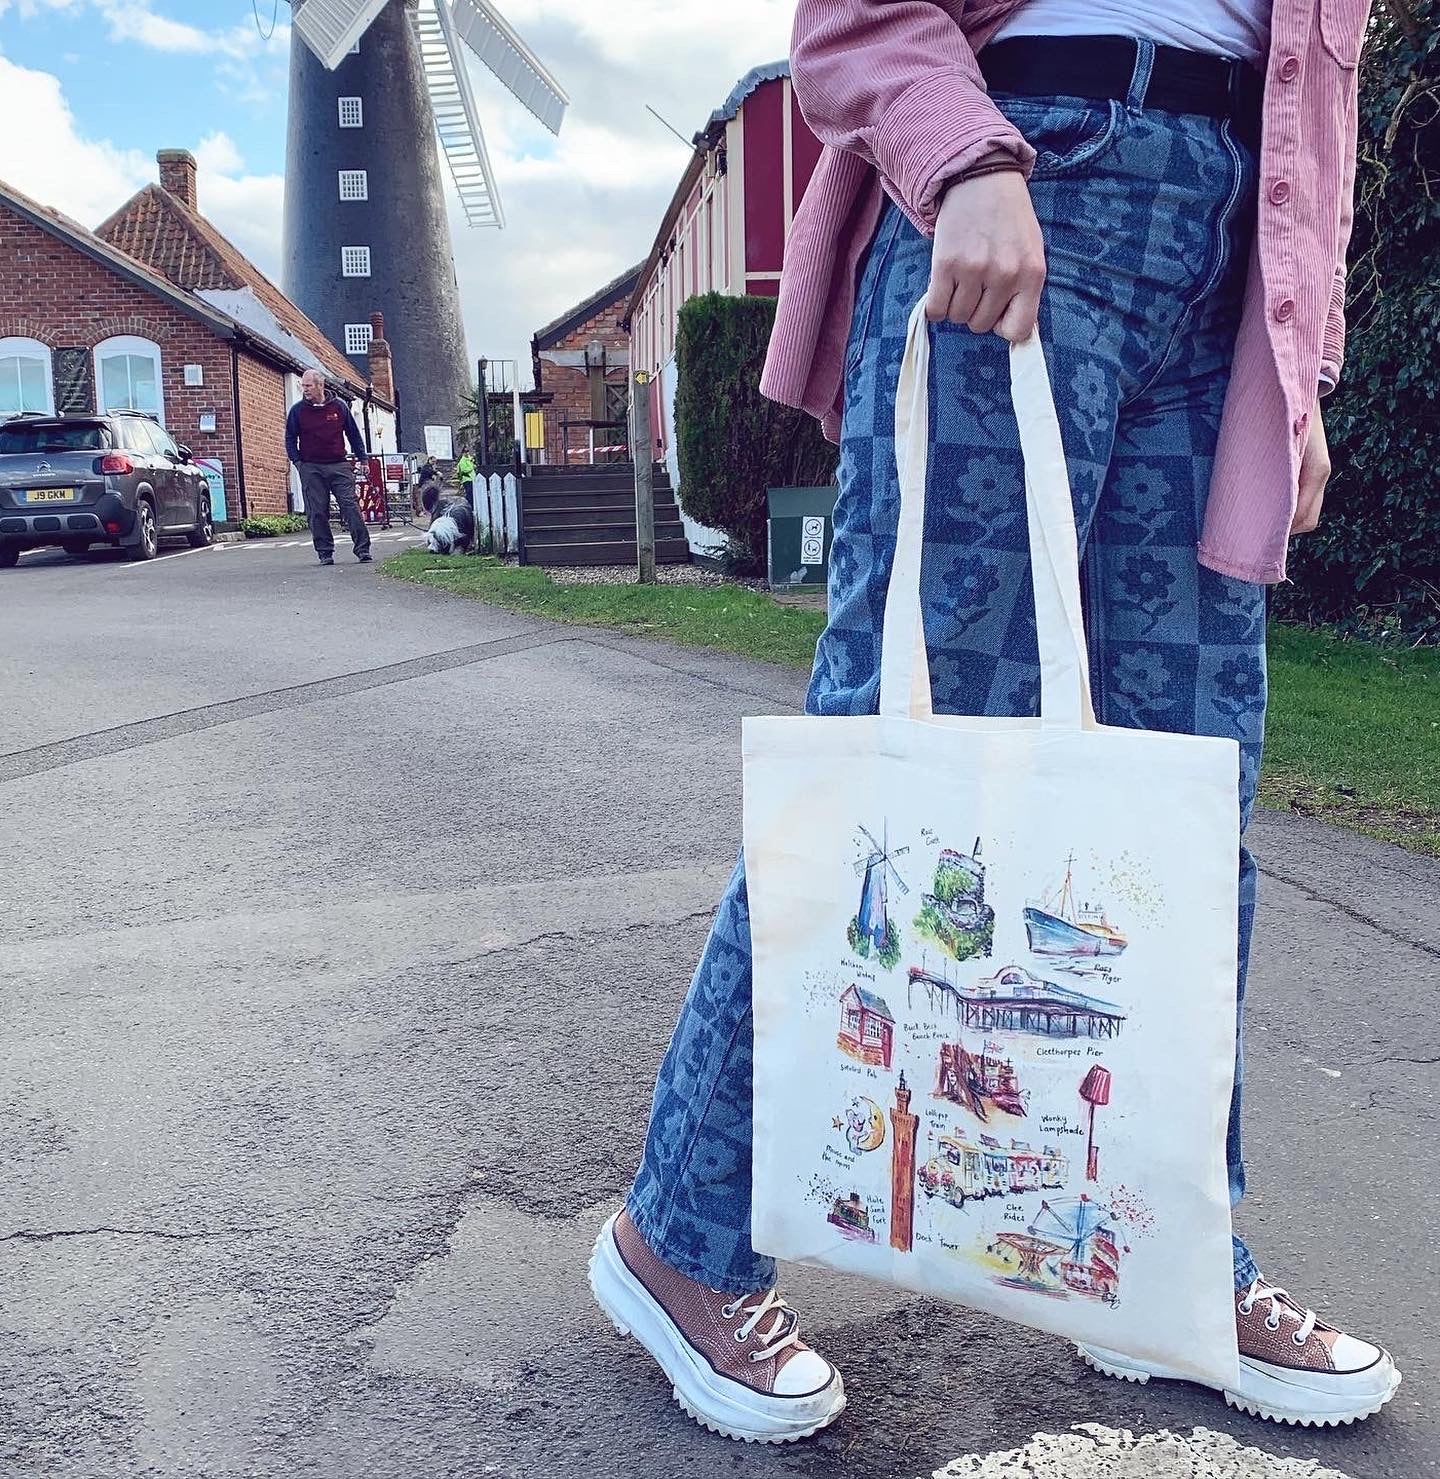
[{"xmin": 773, "ymin": 1350, "xmax": 838, "ymax": 1397}]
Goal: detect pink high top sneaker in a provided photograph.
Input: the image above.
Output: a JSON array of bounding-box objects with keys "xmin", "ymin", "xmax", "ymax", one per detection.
[
  {"xmin": 1081, "ymin": 1278, "xmax": 1401, "ymax": 1427},
  {"xmin": 589, "ymin": 1209, "xmax": 846, "ymax": 1443}
]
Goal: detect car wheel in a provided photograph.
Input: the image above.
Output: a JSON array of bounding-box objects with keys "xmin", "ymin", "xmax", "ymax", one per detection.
[
  {"xmin": 186, "ymin": 491, "xmax": 214, "ymax": 548},
  {"xmin": 0, "ymin": 544, "xmax": 18, "ymax": 569},
  {"xmin": 127, "ymin": 499, "xmax": 158, "ymax": 561}
]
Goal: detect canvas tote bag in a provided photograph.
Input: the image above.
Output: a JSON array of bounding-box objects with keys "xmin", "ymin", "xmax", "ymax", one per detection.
[{"xmin": 745, "ymin": 300, "xmax": 1241, "ymax": 1388}]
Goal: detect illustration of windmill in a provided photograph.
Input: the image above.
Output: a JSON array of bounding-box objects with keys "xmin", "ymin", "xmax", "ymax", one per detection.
[
  {"xmin": 282, "ymin": 0, "xmax": 568, "ymax": 445},
  {"xmin": 850, "ymin": 823, "xmax": 909, "ymax": 967}
]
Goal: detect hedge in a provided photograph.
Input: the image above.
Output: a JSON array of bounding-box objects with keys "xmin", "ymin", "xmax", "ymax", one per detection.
[
  {"xmin": 241, "ymin": 514, "xmax": 308, "ymax": 538},
  {"xmin": 675, "ymin": 293, "xmax": 838, "ymax": 571},
  {"xmin": 1276, "ymin": 6, "xmax": 1439, "ymax": 641}
]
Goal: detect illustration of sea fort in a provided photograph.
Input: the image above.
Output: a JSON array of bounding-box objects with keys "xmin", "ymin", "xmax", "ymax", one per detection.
[
  {"xmin": 827, "ymin": 1192, "xmax": 876, "ymax": 1242},
  {"xmin": 908, "ymin": 964, "xmax": 1125, "ymax": 1040},
  {"xmin": 919, "ymin": 1133, "xmax": 1067, "ymax": 1208},
  {"xmin": 1025, "ymin": 853, "xmax": 1128, "ymax": 959},
  {"xmin": 914, "ymin": 839, "xmax": 995, "ymax": 963}
]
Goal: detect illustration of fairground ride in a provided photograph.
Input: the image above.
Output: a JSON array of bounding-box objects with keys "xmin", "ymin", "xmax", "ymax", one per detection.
[{"xmin": 990, "ymin": 1195, "xmax": 1126, "ymax": 1304}]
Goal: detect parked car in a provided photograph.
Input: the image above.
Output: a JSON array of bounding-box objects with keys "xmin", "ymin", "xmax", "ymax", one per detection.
[{"xmin": 0, "ymin": 411, "xmax": 214, "ymax": 566}]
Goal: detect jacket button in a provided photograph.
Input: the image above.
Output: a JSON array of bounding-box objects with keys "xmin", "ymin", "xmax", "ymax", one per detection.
[
  {"xmin": 1269, "ymin": 180, "xmax": 1291, "ymax": 205},
  {"xmin": 1293, "ymin": 414, "xmax": 1309, "ymax": 437},
  {"xmin": 1279, "ymin": 55, "xmax": 1300, "ymax": 82},
  {"xmin": 1274, "ymin": 298, "xmax": 1296, "ymax": 323}
]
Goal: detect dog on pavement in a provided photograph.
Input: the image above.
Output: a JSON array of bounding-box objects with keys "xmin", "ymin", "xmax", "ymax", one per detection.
[{"xmin": 422, "ymin": 482, "xmax": 476, "ymax": 556}]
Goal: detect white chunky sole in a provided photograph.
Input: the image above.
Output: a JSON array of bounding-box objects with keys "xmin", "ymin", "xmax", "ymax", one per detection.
[
  {"xmin": 1078, "ymin": 1343, "xmax": 1402, "ymax": 1428},
  {"xmin": 588, "ymin": 1214, "xmax": 847, "ymax": 1443}
]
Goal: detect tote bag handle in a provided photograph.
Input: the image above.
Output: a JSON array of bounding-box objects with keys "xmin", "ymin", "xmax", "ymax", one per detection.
[{"xmin": 879, "ymin": 298, "xmax": 1096, "ymax": 730}]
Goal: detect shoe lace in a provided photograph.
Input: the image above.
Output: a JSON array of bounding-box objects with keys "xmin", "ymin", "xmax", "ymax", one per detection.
[
  {"xmin": 720, "ymin": 1290, "xmax": 804, "ymax": 1364},
  {"xmin": 1239, "ymin": 1279, "xmax": 1318, "ymax": 1344}
]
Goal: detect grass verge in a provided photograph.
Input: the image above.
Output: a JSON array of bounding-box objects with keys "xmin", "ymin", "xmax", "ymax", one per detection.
[
  {"xmin": 383, "ymin": 551, "xmax": 827, "ymax": 668},
  {"xmin": 384, "ymin": 552, "xmax": 1438, "ymax": 856},
  {"xmin": 1260, "ymin": 624, "xmax": 1438, "ymax": 855}
]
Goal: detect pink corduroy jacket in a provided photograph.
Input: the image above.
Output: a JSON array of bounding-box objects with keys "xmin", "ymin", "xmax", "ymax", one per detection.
[{"xmin": 759, "ymin": 0, "xmax": 1369, "ymax": 583}]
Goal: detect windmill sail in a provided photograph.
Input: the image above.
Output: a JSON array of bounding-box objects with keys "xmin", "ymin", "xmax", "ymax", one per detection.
[
  {"xmin": 450, "ymin": 0, "xmax": 569, "ymax": 134},
  {"xmin": 411, "ymin": 0, "xmax": 504, "ymax": 227},
  {"xmin": 291, "ymin": 0, "xmax": 393, "ymax": 70}
]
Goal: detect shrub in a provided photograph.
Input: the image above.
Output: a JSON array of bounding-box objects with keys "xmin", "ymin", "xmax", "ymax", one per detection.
[
  {"xmin": 1276, "ymin": 7, "xmax": 1439, "ymax": 642},
  {"xmin": 242, "ymin": 514, "xmax": 308, "ymax": 538},
  {"xmin": 675, "ymin": 293, "xmax": 839, "ymax": 572}
]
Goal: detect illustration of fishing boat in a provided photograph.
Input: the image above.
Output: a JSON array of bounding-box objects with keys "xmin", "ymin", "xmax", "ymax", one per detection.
[{"xmin": 1024, "ymin": 853, "xmax": 1128, "ymax": 958}]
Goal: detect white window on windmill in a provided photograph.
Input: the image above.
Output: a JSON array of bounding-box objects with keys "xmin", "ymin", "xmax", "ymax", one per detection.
[
  {"xmin": 338, "ymin": 96, "xmax": 363, "ymax": 129},
  {"xmin": 338, "ymin": 169, "xmax": 368, "ymax": 202},
  {"xmin": 341, "ymin": 246, "xmax": 371, "ymax": 278},
  {"xmin": 344, "ymin": 323, "xmax": 373, "ymax": 356}
]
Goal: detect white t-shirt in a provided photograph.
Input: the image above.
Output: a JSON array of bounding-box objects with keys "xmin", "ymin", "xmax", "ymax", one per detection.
[{"xmin": 991, "ymin": 1, "xmax": 1271, "ymax": 66}]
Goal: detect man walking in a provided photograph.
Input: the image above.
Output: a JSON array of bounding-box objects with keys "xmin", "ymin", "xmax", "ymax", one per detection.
[{"xmin": 285, "ymin": 369, "xmax": 372, "ymax": 565}]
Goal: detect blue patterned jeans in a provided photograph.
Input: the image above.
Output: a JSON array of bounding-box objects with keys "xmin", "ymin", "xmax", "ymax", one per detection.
[{"xmin": 630, "ymin": 56, "xmax": 1267, "ymax": 1296}]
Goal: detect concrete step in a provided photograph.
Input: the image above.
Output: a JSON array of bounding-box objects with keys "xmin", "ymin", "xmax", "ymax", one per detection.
[
  {"xmin": 527, "ymin": 538, "xmax": 692, "ymax": 567},
  {"xmin": 524, "ymin": 522, "xmax": 685, "ymax": 547},
  {"xmin": 522, "ymin": 501, "xmax": 680, "ymax": 522}
]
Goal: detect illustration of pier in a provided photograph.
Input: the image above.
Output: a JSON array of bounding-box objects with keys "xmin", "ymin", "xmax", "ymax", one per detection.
[{"xmin": 909, "ymin": 964, "xmax": 1125, "ymax": 1040}]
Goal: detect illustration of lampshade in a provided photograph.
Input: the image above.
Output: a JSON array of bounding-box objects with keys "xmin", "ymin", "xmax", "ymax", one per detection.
[{"xmin": 1078, "ymin": 1064, "xmax": 1112, "ymax": 1182}]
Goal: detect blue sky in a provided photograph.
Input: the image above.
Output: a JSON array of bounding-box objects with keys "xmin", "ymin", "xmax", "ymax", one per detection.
[
  {"xmin": 1, "ymin": 1, "xmax": 290, "ymax": 172},
  {"xmin": 0, "ymin": 0, "xmax": 793, "ymax": 377}
]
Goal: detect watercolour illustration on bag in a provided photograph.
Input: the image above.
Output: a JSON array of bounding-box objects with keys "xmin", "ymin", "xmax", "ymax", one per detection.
[{"xmin": 745, "ymin": 301, "xmax": 1241, "ymax": 1389}]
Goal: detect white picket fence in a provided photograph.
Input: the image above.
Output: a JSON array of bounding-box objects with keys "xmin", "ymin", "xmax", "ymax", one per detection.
[{"xmin": 473, "ymin": 471, "xmax": 519, "ymax": 556}]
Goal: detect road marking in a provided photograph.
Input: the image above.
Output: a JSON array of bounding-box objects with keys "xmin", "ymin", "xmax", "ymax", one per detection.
[
  {"xmin": 113, "ymin": 544, "xmax": 216, "ymax": 572},
  {"xmin": 933, "ymin": 1424, "xmax": 1356, "ymax": 1477}
]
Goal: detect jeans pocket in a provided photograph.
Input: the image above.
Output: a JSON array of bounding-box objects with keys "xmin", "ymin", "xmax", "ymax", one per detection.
[
  {"xmin": 994, "ymin": 93, "xmax": 1126, "ymax": 180},
  {"xmin": 845, "ymin": 204, "xmax": 905, "ymax": 375}
]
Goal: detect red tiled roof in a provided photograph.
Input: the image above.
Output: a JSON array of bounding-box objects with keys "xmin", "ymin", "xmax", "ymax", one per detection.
[{"xmin": 96, "ymin": 183, "xmax": 365, "ymax": 394}]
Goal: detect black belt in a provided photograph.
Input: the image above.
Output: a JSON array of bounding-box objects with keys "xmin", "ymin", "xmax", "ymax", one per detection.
[{"xmin": 979, "ymin": 35, "xmax": 1263, "ymax": 147}]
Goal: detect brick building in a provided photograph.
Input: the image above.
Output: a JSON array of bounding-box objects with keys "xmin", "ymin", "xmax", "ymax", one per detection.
[
  {"xmin": 530, "ymin": 264, "xmax": 642, "ymax": 465},
  {"xmin": 0, "ymin": 149, "xmax": 395, "ymax": 520}
]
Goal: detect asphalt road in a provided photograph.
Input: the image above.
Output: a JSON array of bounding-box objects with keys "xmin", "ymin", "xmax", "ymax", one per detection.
[{"xmin": 1, "ymin": 532, "xmax": 1435, "ymax": 1479}]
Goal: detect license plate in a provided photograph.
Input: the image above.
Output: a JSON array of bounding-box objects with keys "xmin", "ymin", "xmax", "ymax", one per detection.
[{"xmin": 23, "ymin": 487, "xmax": 77, "ymax": 504}]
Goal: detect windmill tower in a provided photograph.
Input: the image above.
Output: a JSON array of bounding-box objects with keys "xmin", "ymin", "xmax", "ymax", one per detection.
[
  {"xmin": 854, "ymin": 823, "xmax": 909, "ymax": 955},
  {"xmin": 282, "ymin": 0, "xmax": 567, "ymax": 451}
]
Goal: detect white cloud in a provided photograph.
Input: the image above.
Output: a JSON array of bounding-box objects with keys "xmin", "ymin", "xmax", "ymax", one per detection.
[
  {"xmin": 91, "ymin": 0, "xmax": 288, "ymax": 60},
  {"xmin": 0, "ymin": 52, "xmax": 151, "ymax": 222},
  {"xmin": 445, "ymin": 0, "xmax": 795, "ymax": 379},
  {"xmin": 0, "ymin": 53, "xmax": 283, "ymax": 274}
]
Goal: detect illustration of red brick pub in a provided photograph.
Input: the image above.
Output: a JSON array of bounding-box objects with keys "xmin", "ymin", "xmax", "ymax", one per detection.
[
  {"xmin": 890, "ymin": 1072, "xmax": 918, "ymax": 1252},
  {"xmin": 838, "ymin": 984, "xmax": 895, "ymax": 1069}
]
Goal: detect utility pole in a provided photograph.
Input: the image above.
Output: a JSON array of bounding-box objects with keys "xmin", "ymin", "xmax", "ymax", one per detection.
[{"xmin": 631, "ymin": 370, "xmax": 656, "ymax": 584}]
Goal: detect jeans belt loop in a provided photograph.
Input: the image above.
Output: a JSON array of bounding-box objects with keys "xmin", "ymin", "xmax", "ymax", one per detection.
[{"xmin": 1125, "ymin": 39, "xmax": 1156, "ymax": 113}]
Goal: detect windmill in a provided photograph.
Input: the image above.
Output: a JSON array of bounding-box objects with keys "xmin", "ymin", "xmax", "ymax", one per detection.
[
  {"xmin": 282, "ymin": 0, "xmax": 567, "ymax": 450},
  {"xmin": 853, "ymin": 823, "xmax": 909, "ymax": 960}
]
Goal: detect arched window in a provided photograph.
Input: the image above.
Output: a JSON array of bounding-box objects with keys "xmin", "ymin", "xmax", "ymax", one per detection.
[
  {"xmin": 0, "ymin": 337, "xmax": 54, "ymax": 417},
  {"xmin": 94, "ymin": 336, "xmax": 164, "ymax": 425}
]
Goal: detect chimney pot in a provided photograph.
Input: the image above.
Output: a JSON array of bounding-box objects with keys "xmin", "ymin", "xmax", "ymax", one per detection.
[{"xmin": 156, "ymin": 150, "xmax": 198, "ymax": 211}]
